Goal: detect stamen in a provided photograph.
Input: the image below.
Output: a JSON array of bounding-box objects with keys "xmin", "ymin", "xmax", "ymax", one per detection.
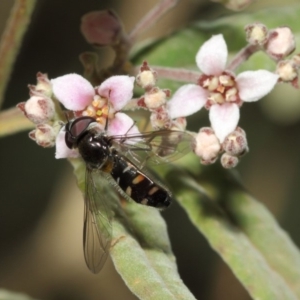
[
  {"xmin": 209, "ymin": 93, "xmax": 224, "ymax": 104},
  {"xmin": 225, "ymin": 87, "xmax": 238, "ymax": 102},
  {"xmin": 208, "ymin": 76, "xmax": 219, "ymax": 91},
  {"xmin": 219, "ymin": 75, "xmax": 234, "ymax": 86}
]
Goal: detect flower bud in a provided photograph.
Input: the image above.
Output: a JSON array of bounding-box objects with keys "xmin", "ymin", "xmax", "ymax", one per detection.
[
  {"xmin": 136, "ymin": 61, "xmax": 157, "ymax": 90},
  {"xmin": 170, "ymin": 117, "xmax": 187, "ymax": 131},
  {"xmin": 194, "ymin": 127, "xmax": 221, "ymax": 165},
  {"xmin": 222, "ymin": 128, "xmax": 248, "ymax": 156},
  {"xmin": 276, "ymin": 60, "xmax": 298, "ymax": 83},
  {"xmin": 30, "ymin": 72, "xmax": 52, "ymax": 97},
  {"xmin": 150, "ymin": 106, "xmax": 172, "ymax": 129},
  {"xmin": 245, "ymin": 23, "xmax": 268, "ymax": 46},
  {"xmin": 221, "ymin": 153, "xmax": 239, "ymax": 168},
  {"xmin": 80, "ymin": 10, "xmax": 123, "ymax": 46},
  {"xmin": 265, "ymin": 27, "xmax": 296, "ymax": 60},
  {"xmin": 17, "ymin": 96, "xmax": 55, "ymax": 124},
  {"xmin": 29, "ymin": 124, "xmax": 56, "ymax": 147},
  {"xmin": 144, "ymin": 87, "xmax": 167, "ymax": 109},
  {"xmin": 136, "ymin": 70, "xmax": 157, "ymax": 90}
]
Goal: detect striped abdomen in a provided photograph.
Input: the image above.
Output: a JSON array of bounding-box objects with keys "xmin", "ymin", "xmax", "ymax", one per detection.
[{"xmin": 110, "ymin": 153, "xmax": 171, "ymax": 209}]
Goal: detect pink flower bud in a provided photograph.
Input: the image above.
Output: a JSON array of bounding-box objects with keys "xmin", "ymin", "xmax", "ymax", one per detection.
[
  {"xmin": 245, "ymin": 23, "xmax": 268, "ymax": 46},
  {"xmin": 81, "ymin": 10, "xmax": 123, "ymax": 46},
  {"xmin": 194, "ymin": 127, "xmax": 221, "ymax": 164},
  {"xmin": 222, "ymin": 128, "xmax": 248, "ymax": 156},
  {"xmin": 29, "ymin": 124, "xmax": 56, "ymax": 147},
  {"xmin": 144, "ymin": 87, "xmax": 167, "ymax": 109},
  {"xmin": 265, "ymin": 27, "xmax": 296, "ymax": 60},
  {"xmin": 17, "ymin": 96, "xmax": 55, "ymax": 124},
  {"xmin": 221, "ymin": 153, "xmax": 239, "ymax": 168}
]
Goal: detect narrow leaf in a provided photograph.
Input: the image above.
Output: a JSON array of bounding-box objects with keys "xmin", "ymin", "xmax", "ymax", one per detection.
[
  {"xmin": 0, "ymin": 0, "xmax": 37, "ymax": 108},
  {"xmin": 0, "ymin": 107, "xmax": 34, "ymax": 137},
  {"xmin": 71, "ymin": 159, "xmax": 196, "ymax": 300},
  {"xmin": 160, "ymin": 161, "xmax": 299, "ymax": 300}
]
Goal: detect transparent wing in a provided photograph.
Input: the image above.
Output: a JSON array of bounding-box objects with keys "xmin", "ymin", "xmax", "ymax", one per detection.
[
  {"xmin": 110, "ymin": 130, "xmax": 195, "ymax": 166},
  {"xmin": 83, "ymin": 168, "xmax": 113, "ymax": 274}
]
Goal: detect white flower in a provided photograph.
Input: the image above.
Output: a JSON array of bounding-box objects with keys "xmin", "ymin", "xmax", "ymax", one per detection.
[{"xmin": 173, "ymin": 34, "xmax": 279, "ymax": 142}]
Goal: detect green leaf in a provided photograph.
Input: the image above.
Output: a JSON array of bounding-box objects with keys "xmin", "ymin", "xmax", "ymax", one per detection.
[
  {"xmin": 159, "ymin": 159, "xmax": 300, "ymax": 300},
  {"xmin": 70, "ymin": 159, "xmax": 195, "ymax": 300},
  {"xmin": 0, "ymin": 0, "xmax": 37, "ymax": 108},
  {"xmin": 111, "ymin": 210, "xmax": 196, "ymax": 300}
]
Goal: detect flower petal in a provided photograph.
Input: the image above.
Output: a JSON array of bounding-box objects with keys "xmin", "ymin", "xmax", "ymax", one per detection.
[
  {"xmin": 55, "ymin": 128, "xmax": 80, "ymax": 159},
  {"xmin": 107, "ymin": 112, "xmax": 140, "ymax": 136},
  {"xmin": 209, "ymin": 103, "xmax": 239, "ymax": 143},
  {"xmin": 236, "ymin": 70, "xmax": 279, "ymax": 102},
  {"xmin": 167, "ymin": 84, "xmax": 207, "ymax": 119},
  {"xmin": 196, "ymin": 34, "xmax": 228, "ymax": 75},
  {"xmin": 51, "ymin": 74, "xmax": 95, "ymax": 111},
  {"xmin": 98, "ymin": 75, "xmax": 135, "ymax": 110}
]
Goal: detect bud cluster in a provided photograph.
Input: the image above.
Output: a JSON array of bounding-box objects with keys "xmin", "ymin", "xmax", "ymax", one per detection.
[
  {"xmin": 245, "ymin": 23, "xmax": 300, "ymax": 86},
  {"xmin": 194, "ymin": 126, "xmax": 248, "ymax": 168},
  {"xmin": 136, "ymin": 61, "xmax": 185, "ymax": 130},
  {"xmin": 245, "ymin": 23, "xmax": 296, "ymax": 61},
  {"xmin": 17, "ymin": 73, "xmax": 59, "ymax": 147}
]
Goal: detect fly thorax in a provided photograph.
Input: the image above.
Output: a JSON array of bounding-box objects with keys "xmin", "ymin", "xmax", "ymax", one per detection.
[{"xmin": 78, "ymin": 132, "xmax": 111, "ymax": 169}]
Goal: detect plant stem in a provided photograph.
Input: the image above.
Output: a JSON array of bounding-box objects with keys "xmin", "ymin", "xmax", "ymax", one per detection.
[
  {"xmin": 128, "ymin": 0, "xmax": 179, "ymax": 43},
  {"xmin": 227, "ymin": 44, "xmax": 260, "ymax": 71},
  {"xmin": 133, "ymin": 65, "xmax": 201, "ymax": 83}
]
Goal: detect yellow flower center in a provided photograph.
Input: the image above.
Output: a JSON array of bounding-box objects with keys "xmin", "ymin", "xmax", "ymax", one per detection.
[{"xmin": 82, "ymin": 95, "xmax": 115, "ymax": 126}]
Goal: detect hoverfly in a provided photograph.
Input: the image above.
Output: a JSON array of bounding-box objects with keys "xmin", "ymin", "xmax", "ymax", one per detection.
[{"xmin": 64, "ymin": 116, "xmax": 194, "ymax": 273}]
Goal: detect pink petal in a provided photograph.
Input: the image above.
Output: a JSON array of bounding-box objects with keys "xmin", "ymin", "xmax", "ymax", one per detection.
[
  {"xmin": 51, "ymin": 74, "xmax": 95, "ymax": 111},
  {"xmin": 236, "ymin": 70, "xmax": 279, "ymax": 102},
  {"xmin": 167, "ymin": 84, "xmax": 208, "ymax": 119},
  {"xmin": 98, "ymin": 76, "xmax": 135, "ymax": 111},
  {"xmin": 209, "ymin": 103, "xmax": 239, "ymax": 143},
  {"xmin": 196, "ymin": 34, "xmax": 228, "ymax": 75},
  {"xmin": 55, "ymin": 128, "xmax": 80, "ymax": 159},
  {"xmin": 107, "ymin": 112, "xmax": 140, "ymax": 136}
]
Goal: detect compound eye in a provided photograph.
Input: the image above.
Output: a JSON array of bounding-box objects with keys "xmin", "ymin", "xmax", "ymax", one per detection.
[
  {"xmin": 65, "ymin": 116, "xmax": 96, "ymax": 149},
  {"xmin": 69, "ymin": 117, "xmax": 96, "ymax": 137},
  {"xmin": 65, "ymin": 131, "xmax": 75, "ymax": 149}
]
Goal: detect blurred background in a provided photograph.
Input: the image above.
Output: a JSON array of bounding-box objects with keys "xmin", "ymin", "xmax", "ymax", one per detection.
[{"xmin": 0, "ymin": 0, "xmax": 300, "ymax": 299}]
